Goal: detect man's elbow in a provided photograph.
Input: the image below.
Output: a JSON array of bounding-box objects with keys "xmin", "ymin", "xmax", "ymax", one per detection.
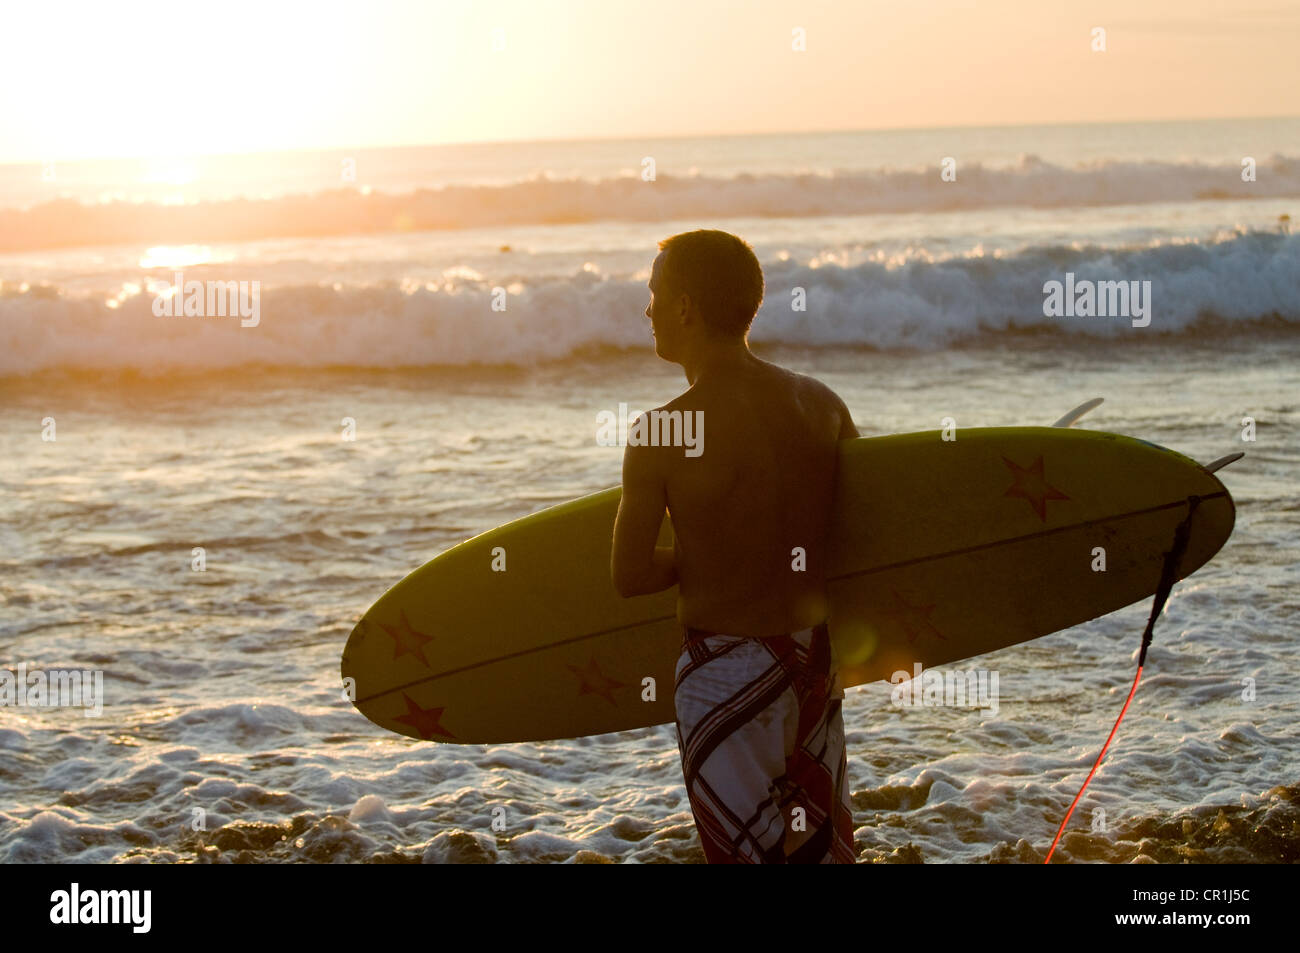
[
  {"xmin": 611, "ymin": 563, "xmax": 643, "ymax": 599},
  {"xmin": 612, "ymin": 549, "xmax": 662, "ymax": 597}
]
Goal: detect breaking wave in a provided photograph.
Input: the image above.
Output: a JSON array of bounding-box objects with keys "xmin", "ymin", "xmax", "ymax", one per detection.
[
  {"xmin": 4, "ymin": 154, "xmax": 1299, "ymax": 252},
  {"xmin": 2, "ymin": 229, "xmax": 1297, "ymax": 374}
]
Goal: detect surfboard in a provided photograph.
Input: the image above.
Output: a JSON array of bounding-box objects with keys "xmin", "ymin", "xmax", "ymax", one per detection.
[{"xmin": 341, "ymin": 426, "xmax": 1236, "ymax": 744}]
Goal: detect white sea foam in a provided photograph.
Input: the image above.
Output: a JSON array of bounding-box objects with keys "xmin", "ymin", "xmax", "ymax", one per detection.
[
  {"xmin": 1, "ymin": 342, "xmax": 1296, "ymax": 863},
  {"xmin": 1, "ymin": 230, "xmax": 1294, "ymax": 375}
]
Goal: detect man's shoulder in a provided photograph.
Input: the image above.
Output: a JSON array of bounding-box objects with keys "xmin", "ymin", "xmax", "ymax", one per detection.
[
  {"xmin": 623, "ymin": 399, "xmax": 698, "ymax": 459},
  {"xmin": 776, "ymin": 367, "xmax": 857, "ymax": 438},
  {"xmin": 781, "ymin": 366, "xmax": 848, "ymax": 410},
  {"xmin": 749, "ymin": 357, "xmax": 832, "ymax": 393},
  {"xmin": 634, "ymin": 394, "xmax": 697, "ymax": 423}
]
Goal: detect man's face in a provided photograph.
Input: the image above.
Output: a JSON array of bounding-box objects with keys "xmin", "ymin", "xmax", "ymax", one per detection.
[{"xmin": 646, "ymin": 251, "xmax": 681, "ymax": 361}]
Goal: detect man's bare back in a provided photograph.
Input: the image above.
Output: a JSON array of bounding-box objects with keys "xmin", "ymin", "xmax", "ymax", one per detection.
[{"xmin": 655, "ymin": 353, "xmax": 856, "ymax": 636}]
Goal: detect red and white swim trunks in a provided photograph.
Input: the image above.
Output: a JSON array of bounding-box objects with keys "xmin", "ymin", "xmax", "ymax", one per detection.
[{"xmin": 674, "ymin": 622, "xmax": 856, "ymax": 863}]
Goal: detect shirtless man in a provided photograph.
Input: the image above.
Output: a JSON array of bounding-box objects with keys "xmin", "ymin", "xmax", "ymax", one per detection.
[{"xmin": 611, "ymin": 229, "xmax": 859, "ymax": 863}]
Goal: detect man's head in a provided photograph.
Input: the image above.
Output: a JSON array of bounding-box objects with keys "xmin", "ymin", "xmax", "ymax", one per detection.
[{"xmin": 646, "ymin": 229, "xmax": 764, "ymax": 362}]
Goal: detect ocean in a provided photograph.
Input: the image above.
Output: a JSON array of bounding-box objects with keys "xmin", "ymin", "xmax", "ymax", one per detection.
[{"xmin": 1, "ymin": 118, "xmax": 1298, "ymax": 862}]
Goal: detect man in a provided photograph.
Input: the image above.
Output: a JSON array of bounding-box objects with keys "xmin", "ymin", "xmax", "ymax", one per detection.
[{"xmin": 610, "ymin": 229, "xmax": 859, "ymax": 864}]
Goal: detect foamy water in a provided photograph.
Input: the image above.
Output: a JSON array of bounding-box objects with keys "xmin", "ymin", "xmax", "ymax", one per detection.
[
  {"xmin": 2, "ymin": 339, "xmax": 1296, "ymax": 863},
  {"xmin": 2, "ymin": 120, "xmax": 1298, "ymax": 862}
]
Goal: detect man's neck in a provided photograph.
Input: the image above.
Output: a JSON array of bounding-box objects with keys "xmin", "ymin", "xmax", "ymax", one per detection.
[{"xmin": 682, "ymin": 338, "xmax": 755, "ymax": 386}]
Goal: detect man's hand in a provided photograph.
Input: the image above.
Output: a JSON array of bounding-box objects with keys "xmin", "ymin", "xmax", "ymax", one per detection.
[{"xmin": 611, "ymin": 422, "xmax": 678, "ymax": 598}]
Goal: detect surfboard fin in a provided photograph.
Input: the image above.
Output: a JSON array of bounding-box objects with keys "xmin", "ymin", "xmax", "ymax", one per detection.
[
  {"xmin": 1202, "ymin": 452, "xmax": 1245, "ymax": 474},
  {"xmin": 1051, "ymin": 398, "xmax": 1104, "ymax": 428}
]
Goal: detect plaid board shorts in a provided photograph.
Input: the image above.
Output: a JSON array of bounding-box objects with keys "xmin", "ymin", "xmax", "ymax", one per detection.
[{"xmin": 673, "ymin": 622, "xmax": 856, "ymax": 863}]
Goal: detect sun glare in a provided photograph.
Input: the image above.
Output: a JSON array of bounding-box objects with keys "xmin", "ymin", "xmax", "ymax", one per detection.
[
  {"xmin": 139, "ymin": 245, "xmax": 219, "ymax": 269},
  {"xmin": 141, "ymin": 161, "xmax": 198, "ymax": 187}
]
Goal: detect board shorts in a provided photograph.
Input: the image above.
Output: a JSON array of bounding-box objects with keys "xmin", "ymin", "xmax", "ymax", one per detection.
[{"xmin": 673, "ymin": 622, "xmax": 856, "ymax": 863}]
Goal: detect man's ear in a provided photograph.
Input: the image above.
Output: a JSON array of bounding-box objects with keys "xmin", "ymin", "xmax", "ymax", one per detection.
[{"xmin": 677, "ymin": 293, "xmax": 692, "ymax": 320}]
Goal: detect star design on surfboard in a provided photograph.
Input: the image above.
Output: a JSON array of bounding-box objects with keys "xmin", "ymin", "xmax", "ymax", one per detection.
[
  {"xmin": 377, "ymin": 609, "xmax": 434, "ymax": 665},
  {"xmin": 393, "ymin": 692, "xmax": 455, "ymax": 740},
  {"xmin": 1001, "ymin": 454, "xmax": 1070, "ymax": 522},
  {"xmin": 880, "ymin": 589, "xmax": 945, "ymax": 644},
  {"xmin": 567, "ymin": 656, "xmax": 625, "ymax": 706}
]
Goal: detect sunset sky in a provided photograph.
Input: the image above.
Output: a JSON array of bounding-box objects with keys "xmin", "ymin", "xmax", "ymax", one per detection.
[{"xmin": 1, "ymin": 0, "xmax": 1297, "ymax": 163}]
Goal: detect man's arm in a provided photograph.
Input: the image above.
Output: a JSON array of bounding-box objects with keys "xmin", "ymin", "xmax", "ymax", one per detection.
[{"xmin": 610, "ymin": 431, "xmax": 677, "ymax": 598}]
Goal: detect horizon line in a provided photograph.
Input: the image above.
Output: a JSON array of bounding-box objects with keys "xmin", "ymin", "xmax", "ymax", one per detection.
[{"xmin": 5, "ymin": 113, "xmax": 1299, "ymax": 168}]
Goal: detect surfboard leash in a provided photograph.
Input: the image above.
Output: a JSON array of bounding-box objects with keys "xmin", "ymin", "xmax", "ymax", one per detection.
[{"xmin": 1043, "ymin": 493, "xmax": 1204, "ymax": 864}]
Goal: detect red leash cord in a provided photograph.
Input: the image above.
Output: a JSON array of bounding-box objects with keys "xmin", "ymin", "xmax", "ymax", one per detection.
[
  {"xmin": 1043, "ymin": 494, "xmax": 1202, "ymax": 864},
  {"xmin": 1043, "ymin": 663, "xmax": 1144, "ymax": 863}
]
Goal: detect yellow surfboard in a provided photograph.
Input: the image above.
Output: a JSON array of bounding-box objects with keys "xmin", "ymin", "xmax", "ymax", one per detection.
[{"xmin": 341, "ymin": 426, "xmax": 1235, "ymax": 744}]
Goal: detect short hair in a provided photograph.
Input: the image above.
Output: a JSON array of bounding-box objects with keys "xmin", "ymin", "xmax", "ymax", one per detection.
[{"xmin": 656, "ymin": 229, "xmax": 764, "ymax": 337}]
